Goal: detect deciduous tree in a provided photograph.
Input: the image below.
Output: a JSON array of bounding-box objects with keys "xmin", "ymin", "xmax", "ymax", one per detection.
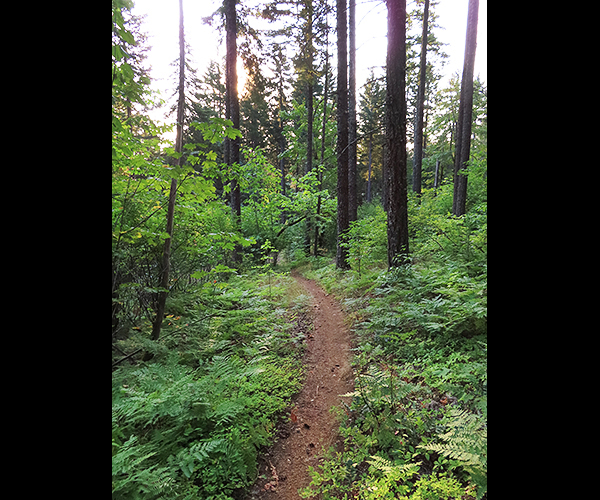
[{"xmin": 148, "ymin": 0, "xmax": 185, "ymax": 347}]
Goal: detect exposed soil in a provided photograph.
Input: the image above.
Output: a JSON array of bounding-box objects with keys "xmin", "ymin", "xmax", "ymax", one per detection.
[{"xmin": 246, "ymin": 271, "xmax": 355, "ymax": 499}]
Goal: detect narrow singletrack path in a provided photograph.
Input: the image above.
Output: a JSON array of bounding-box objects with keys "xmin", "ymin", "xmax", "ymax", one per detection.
[{"xmin": 247, "ymin": 271, "xmax": 355, "ymax": 499}]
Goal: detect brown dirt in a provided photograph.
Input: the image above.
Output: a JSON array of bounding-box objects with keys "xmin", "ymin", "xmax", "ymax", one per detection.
[{"xmin": 246, "ymin": 271, "xmax": 355, "ymax": 500}]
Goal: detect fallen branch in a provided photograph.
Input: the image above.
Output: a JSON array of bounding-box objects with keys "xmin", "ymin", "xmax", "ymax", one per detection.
[{"xmin": 112, "ymin": 347, "xmax": 143, "ymax": 368}]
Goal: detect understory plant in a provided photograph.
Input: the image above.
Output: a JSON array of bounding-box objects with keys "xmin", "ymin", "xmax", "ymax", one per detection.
[
  {"xmin": 112, "ymin": 272, "xmax": 307, "ymax": 499},
  {"xmin": 299, "ymin": 230, "xmax": 486, "ymax": 499}
]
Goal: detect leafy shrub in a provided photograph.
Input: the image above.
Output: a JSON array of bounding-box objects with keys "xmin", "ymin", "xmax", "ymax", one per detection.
[{"xmin": 344, "ymin": 202, "xmax": 388, "ymax": 275}]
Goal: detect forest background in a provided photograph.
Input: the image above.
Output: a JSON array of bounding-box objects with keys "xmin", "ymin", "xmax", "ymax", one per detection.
[
  {"xmin": 112, "ymin": 0, "xmax": 487, "ymax": 498},
  {"xmin": 131, "ymin": 0, "xmax": 486, "ymax": 143}
]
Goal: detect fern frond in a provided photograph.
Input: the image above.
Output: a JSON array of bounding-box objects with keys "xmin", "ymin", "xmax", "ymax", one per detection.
[
  {"xmin": 190, "ymin": 437, "xmax": 227, "ymax": 461},
  {"xmin": 211, "ymin": 398, "xmax": 246, "ymax": 426},
  {"xmin": 367, "ymin": 455, "xmax": 421, "ymax": 480},
  {"xmin": 419, "ymin": 408, "xmax": 487, "ymax": 498},
  {"xmin": 176, "ymin": 437, "xmax": 228, "ymax": 478}
]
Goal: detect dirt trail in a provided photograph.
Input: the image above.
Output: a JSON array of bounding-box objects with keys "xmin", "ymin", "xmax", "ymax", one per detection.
[{"xmin": 247, "ymin": 271, "xmax": 355, "ymax": 499}]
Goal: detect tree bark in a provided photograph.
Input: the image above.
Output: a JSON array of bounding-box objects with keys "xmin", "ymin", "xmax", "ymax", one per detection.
[
  {"xmin": 225, "ymin": 0, "xmax": 242, "ymax": 261},
  {"xmin": 147, "ymin": 0, "xmax": 185, "ymax": 349},
  {"xmin": 336, "ymin": 0, "xmax": 350, "ymax": 269},
  {"xmin": 304, "ymin": 1, "xmax": 314, "ymax": 254},
  {"xmin": 314, "ymin": 24, "xmax": 330, "ymax": 257},
  {"xmin": 385, "ymin": 0, "xmax": 409, "ymax": 267},
  {"xmin": 305, "ymin": 0, "xmax": 314, "ymax": 176},
  {"xmin": 366, "ymin": 132, "xmax": 373, "ymax": 202},
  {"xmin": 348, "ymin": 0, "xmax": 358, "ymax": 222},
  {"xmin": 452, "ymin": 0, "xmax": 479, "ymax": 216},
  {"xmin": 412, "ymin": 0, "xmax": 429, "ymax": 196}
]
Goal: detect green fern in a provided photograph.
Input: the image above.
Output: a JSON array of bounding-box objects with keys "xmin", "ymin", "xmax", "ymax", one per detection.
[
  {"xmin": 175, "ymin": 437, "xmax": 228, "ymax": 478},
  {"xmin": 367, "ymin": 455, "xmax": 421, "ymax": 480},
  {"xmin": 361, "ymin": 456, "xmax": 422, "ymax": 498},
  {"xmin": 355, "ymin": 363, "xmax": 417, "ymax": 409},
  {"xmin": 419, "ymin": 408, "xmax": 487, "ymax": 498},
  {"xmin": 112, "ymin": 436, "xmax": 175, "ymax": 499},
  {"xmin": 210, "ymin": 398, "xmax": 246, "ymax": 427}
]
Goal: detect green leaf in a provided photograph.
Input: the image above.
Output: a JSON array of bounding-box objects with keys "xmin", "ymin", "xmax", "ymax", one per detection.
[
  {"xmin": 120, "ymin": 28, "xmax": 135, "ymax": 45},
  {"xmin": 212, "ymin": 264, "xmax": 235, "ymax": 273},
  {"xmin": 112, "ymin": 45, "xmax": 128, "ymax": 61},
  {"xmin": 112, "ymin": 115, "xmax": 124, "ymax": 132},
  {"xmin": 225, "ymin": 127, "xmax": 242, "ymax": 139}
]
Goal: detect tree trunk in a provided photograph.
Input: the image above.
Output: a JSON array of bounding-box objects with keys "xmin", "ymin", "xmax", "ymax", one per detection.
[
  {"xmin": 305, "ymin": 1, "xmax": 314, "ymax": 176},
  {"xmin": 304, "ymin": 79, "xmax": 314, "ymax": 254},
  {"xmin": 366, "ymin": 132, "xmax": 373, "ymax": 202},
  {"xmin": 147, "ymin": 0, "xmax": 184, "ymax": 349},
  {"xmin": 304, "ymin": 1, "xmax": 315, "ymax": 255},
  {"xmin": 348, "ymin": 0, "xmax": 358, "ymax": 222},
  {"xmin": 385, "ymin": 0, "xmax": 409, "ymax": 267},
  {"xmin": 452, "ymin": 0, "xmax": 479, "ymax": 216},
  {"xmin": 433, "ymin": 158, "xmax": 440, "ymax": 191},
  {"xmin": 279, "ymin": 79, "xmax": 286, "ymax": 200},
  {"xmin": 336, "ymin": 0, "xmax": 350, "ymax": 269},
  {"xmin": 314, "ymin": 25, "xmax": 330, "ymax": 257},
  {"xmin": 412, "ymin": 0, "xmax": 429, "ymax": 196},
  {"xmin": 225, "ymin": 0, "xmax": 242, "ymax": 261}
]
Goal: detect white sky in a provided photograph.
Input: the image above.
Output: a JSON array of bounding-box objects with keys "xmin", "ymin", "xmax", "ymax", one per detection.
[{"xmin": 130, "ymin": 0, "xmax": 486, "ymax": 131}]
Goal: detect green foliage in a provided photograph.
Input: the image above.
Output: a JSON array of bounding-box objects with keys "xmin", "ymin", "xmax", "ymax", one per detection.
[
  {"xmin": 113, "ymin": 3, "xmax": 486, "ymax": 498},
  {"xmin": 299, "ymin": 182, "xmax": 486, "ymax": 499},
  {"xmin": 112, "ymin": 112, "xmax": 253, "ymax": 339},
  {"xmin": 419, "ymin": 409, "xmax": 487, "ymax": 499},
  {"xmin": 343, "ymin": 202, "xmax": 388, "ymax": 275},
  {"xmin": 360, "ymin": 458, "xmax": 468, "ymax": 499},
  {"xmin": 112, "ymin": 273, "xmax": 305, "ymax": 499}
]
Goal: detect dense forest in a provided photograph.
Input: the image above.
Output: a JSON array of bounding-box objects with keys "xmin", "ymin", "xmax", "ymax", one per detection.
[{"xmin": 112, "ymin": 0, "xmax": 487, "ymax": 498}]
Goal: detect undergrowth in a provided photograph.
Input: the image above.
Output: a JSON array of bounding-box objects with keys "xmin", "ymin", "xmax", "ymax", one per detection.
[
  {"xmin": 299, "ymin": 230, "xmax": 487, "ymax": 499},
  {"xmin": 112, "ymin": 272, "xmax": 308, "ymax": 499}
]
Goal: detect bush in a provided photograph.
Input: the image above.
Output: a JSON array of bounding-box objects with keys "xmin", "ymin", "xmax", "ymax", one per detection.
[{"xmin": 344, "ymin": 202, "xmax": 388, "ymax": 275}]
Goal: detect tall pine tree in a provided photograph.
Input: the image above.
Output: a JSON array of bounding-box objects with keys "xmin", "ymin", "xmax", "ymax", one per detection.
[
  {"xmin": 348, "ymin": 0, "xmax": 358, "ymax": 223},
  {"xmin": 411, "ymin": 0, "xmax": 429, "ymax": 196},
  {"xmin": 225, "ymin": 0, "xmax": 242, "ymax": 263},
  {"xmin": 385, "ymin": 0, "xmax": 409, "ymax": 267},
  {"xmin": 452, "ymin": 0, "xmax": 479, "ymax": 216},
  {"xmin": 336, "ymin": 0, "xmax": 350, "ymax": 269}
]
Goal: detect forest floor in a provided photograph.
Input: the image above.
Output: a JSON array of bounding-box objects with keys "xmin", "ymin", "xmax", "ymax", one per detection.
[{"xmin": 246, "ymin": 270, "xmax": 355, "ymax": 499}]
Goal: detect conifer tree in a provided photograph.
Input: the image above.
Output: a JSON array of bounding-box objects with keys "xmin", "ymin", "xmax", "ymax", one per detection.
[
  {"xmin": 348, "ymin": 0, "xmax": 358, "ymax": 222},
  {"xmin": 358, "ymin": 71, "xmax": 385, "ymax": 203},
  {"xmin": 385, "ymin": 0, "xmax": 409, "ymax": 267},
  {"xmin": 452, "ymin": 0, "xmax": 479, "ymax": 216},
  {"xmin": 336, "ymin": 0, "xmax": 350, "ymax": 269},
  {"xmin": 412, "ymin": 0, "xmax": 429, "ymax": 196},
  {"xmin": 225, "ymin": 0, "xmax": 242, "ymax": 263}
]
